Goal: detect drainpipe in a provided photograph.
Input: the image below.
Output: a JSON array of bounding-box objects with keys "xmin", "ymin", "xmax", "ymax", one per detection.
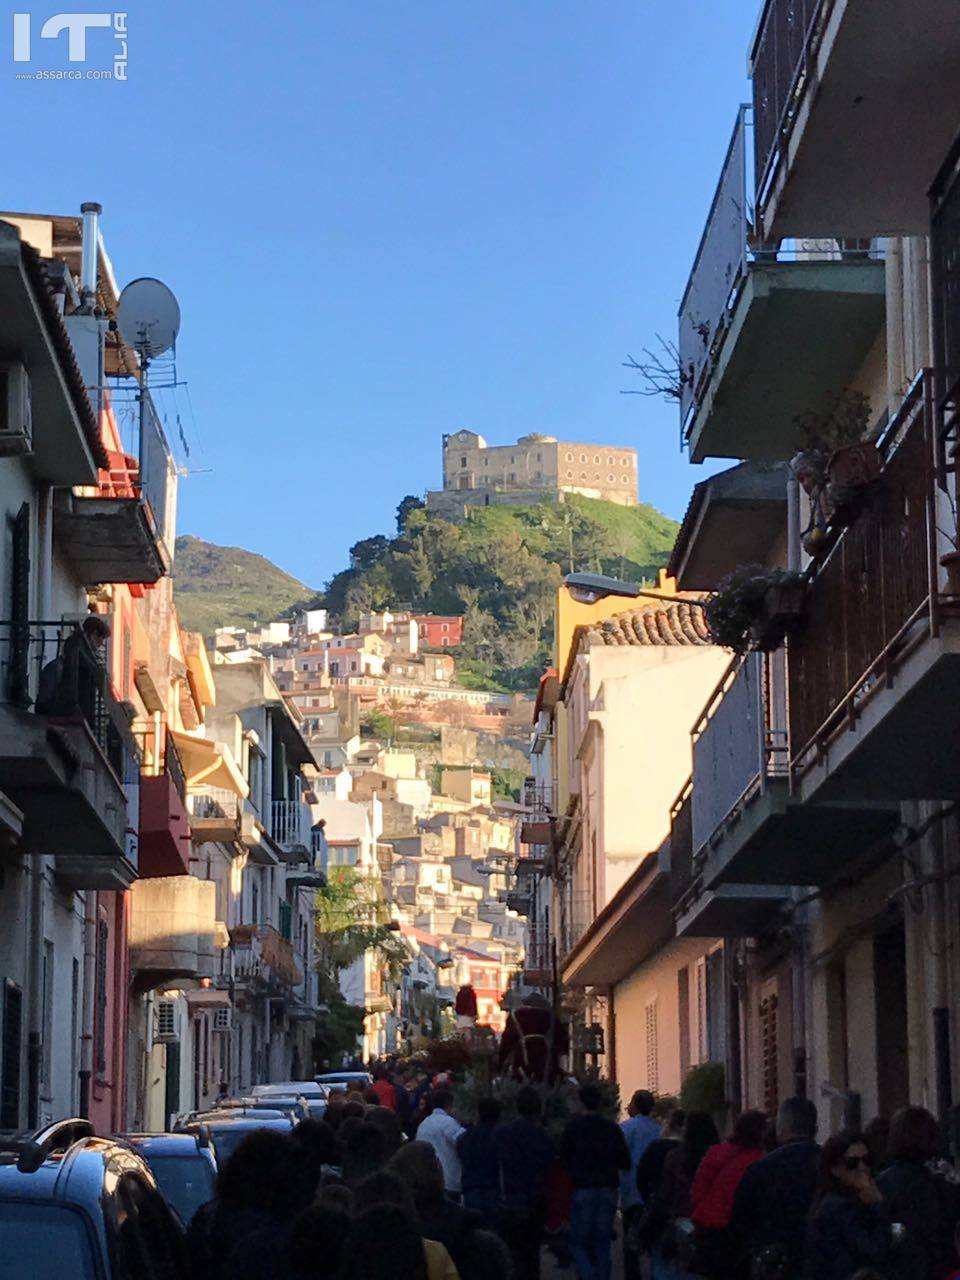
[
  {"xmin": 78, "ymin": 891, "xmax": 97, "ymax": 1118},
  {"xmin": 25, "ymin": 858, "xmax": 43, "ymax": 1127},
  {"xmin": 886, "ymin": 238, "xmax": 905, "ymax": 413},
  {"xmin": 26, "ymin": 489, "xmax": 53, "ymax": 1127}
]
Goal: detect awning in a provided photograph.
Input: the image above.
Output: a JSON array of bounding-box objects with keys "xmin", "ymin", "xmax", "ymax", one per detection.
[
  {"xmin": 184, "ymin": 989, "xmax": 231, "ymax": 1009},
  {"xmin": 169, "ymin": 730, "xmax": 248, "ymax": 797}
]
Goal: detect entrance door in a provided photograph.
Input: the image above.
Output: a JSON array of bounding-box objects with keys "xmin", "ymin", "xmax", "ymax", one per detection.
[
  {"xmin": 875, "ymin": 923, "xmax": 909, "ymax": 1115},
  {"xmin": 164, "ymin": 1041, "xmax": 180, "ymax": 1131}
]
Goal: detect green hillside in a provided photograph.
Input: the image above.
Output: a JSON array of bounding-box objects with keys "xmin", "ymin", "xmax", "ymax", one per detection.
[
  {"xmin": 315, "ymin": 494, "xmax": 679, "ymax": 692},
  {"xmin": 173, "ymin": 535, "xmax": 314, "ymax": 636},
  {"xmin": 174, "ymin": 496, "xmax": 679, "ymax": 689}
]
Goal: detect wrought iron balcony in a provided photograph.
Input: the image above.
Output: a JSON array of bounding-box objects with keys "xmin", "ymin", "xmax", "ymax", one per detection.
[
  {"xmin": 787, "ymin": 369, "xmax": 960, "ymax": 806},
  {"xmin": 0, "ymin": 617, "xmax": 138, "ymax": 887}
]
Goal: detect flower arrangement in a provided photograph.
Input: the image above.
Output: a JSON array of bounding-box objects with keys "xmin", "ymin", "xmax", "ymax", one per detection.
[{"xmin": 705, "ymin": 566, "xmax": 806, "ymax": 655}]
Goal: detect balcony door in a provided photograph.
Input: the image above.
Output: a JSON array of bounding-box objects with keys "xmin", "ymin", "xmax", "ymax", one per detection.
[{"xmin": 874, "ymin": 923, "xmax": 909, "ymax": 1117}]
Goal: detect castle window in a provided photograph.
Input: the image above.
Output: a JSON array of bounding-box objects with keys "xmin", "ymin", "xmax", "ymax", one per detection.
[
  {"xmin": 622, "ymin": 476, "xmax": 629, "ymax": 484},
  {"xmin": 594, "ymin": 455, "xmax": 600, "ymax": 464},
  {"xmin": 566, "ymin": 470, "xmax": 573, "ymax": 479},
  {"xmin": 580, "ymin": 454, "xmax": 587, "ymax": 463},
  {"xmin": 483, "ymin": 457, "xmax": 488, "ymax": 466},
  {"xmin": 622, "ymin": 458, "xmax": 629, "ymax": 467},
  {"xmin": 565, "ymin": 452, "xmax": 573, "ymax": 462},
  {"xmin": 536, "ymin": 452, "xmax": 542, "ymax": 461},
  {"xmin": 608, "ymin": 474, "xmax": 615, "ymax": 482},
  {"xmin": 460, "ymin": 457, "xmax": 467, "ymax": 467},
  {"xmin": 607, "ymin": 456, "xmax": 615, "ymax": 465}
]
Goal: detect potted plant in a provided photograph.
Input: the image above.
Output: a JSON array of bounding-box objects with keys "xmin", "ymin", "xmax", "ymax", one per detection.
[
  {"xmin": 793, "ymin": 388, "xmax": 878, "ymax": 509},
  {"xmin": 705, "ymin": 566, "xmax": 806, "ymax": 655}
]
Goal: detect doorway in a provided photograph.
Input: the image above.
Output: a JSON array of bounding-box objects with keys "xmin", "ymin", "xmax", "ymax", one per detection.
[{"xmin": 874, "ymin": 923, "xmax": 909, "ymax": 1116}]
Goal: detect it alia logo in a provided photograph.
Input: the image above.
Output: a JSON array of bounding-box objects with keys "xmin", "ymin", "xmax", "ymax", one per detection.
[{"xmin": 12, "ymin": 12, "xmax": 128, "ymax": 78}]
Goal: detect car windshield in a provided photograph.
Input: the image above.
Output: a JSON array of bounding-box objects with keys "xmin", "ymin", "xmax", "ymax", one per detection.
[
  {"xmin": 0, "ymin": 1202, "xmax": 98, "ymax": 1280},
  {"xmin": 148, "ymin": 1154, "xmax": 216, "ymax": 1225}
]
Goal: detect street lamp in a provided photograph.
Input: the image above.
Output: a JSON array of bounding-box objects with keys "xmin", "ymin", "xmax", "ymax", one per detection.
[{"xmin": 564, "ymin": 572, "xmax": 707, "ymax": 609}]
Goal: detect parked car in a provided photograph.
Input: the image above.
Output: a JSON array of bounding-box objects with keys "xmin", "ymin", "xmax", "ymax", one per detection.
[
  {"xmin": 249, "ymin": 1083, "xmax": 326, "ymax": 1118},
  {"xmin": 174, "ymin": 1109, "xmax": 294, "ymax": 1166},
  {"xmin": 116, "ymin": 1132, "xmax": 217, "ymax": 1226},
  {"xmin": 251, "ymin": 1081, "xmax": 328, "ymax": 1101},
  {"xmin": 315, "ymin": 1071, "xmax": 373, "ymax": 1094},
  {"xmin": 0, "ymin": 1126, "xmax": 187, "ymax": 1279},
  {"xmin": 237, "ymin": 1096, "xmax": 311, "ymax": 1122}
]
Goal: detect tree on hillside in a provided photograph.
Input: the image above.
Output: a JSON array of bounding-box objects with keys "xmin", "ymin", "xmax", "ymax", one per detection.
[
  {"xmin": 350, "ymin": 535, "xmax": 390, "ymax": 571},
  {"xmin": 392, "ymin": 534, "xmax": 433, "ymax": 601},
  {"xmin": 396, "ymin": 494, "xmax": 425, "ymax": 534}
]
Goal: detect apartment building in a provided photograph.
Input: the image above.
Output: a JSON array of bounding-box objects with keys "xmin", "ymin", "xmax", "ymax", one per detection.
[{"xmin": 656, "ymin": 1, "xmax": 960, "ymax": 1127}]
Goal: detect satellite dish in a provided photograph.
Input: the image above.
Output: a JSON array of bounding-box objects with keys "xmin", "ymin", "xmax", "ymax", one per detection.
[{"xmin": 117, "ymin": 277, "xmax": 180, "ymax": 360}]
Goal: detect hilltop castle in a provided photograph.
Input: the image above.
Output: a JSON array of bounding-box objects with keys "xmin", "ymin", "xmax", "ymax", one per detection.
[{"xmin": 426, "ymin": 430, "xmax": 638, "ymax": 519}]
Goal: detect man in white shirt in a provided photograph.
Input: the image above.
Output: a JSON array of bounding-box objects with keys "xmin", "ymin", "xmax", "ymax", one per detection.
[{"xmin": 416, "ymin": 1087, "xmax": 466, "ymax": 1195}]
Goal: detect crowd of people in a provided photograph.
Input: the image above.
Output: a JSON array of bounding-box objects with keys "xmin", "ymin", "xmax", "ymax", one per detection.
[
  {"xmin": 184, "ymin": 1058, "xmax": 960, "ymax": 1280},
  {"xmin": 620, "ymin": 1091, "xmax": 960, "ymax": 1280}
]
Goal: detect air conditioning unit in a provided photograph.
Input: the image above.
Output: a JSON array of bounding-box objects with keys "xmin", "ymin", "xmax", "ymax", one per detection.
[
  {"xmin": 155, "ymin": 999, "xmax": 178, "ymax": 1043},
  {"xmin": 0, "ymin": 364, "xmax": 33, "ymax": 457},
  {"xmin": 212, "ymin": 1006, "xmax": 233, "ymax": 1032}
]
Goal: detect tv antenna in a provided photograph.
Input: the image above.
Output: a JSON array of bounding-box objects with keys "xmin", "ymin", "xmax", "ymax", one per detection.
[{"xmin": 117, "ymin": 276, "xmax": 182, "ymax": 463}]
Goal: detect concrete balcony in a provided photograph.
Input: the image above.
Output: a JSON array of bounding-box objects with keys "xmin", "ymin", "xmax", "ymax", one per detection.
[
  {"xmin": 751, "ymin": 0, "xmax": 960, "ymax": 239},
  {"xmin": 678, "ymin": 651, "xmax": 895, "ymax": 921},
  {"xmin": 138, "ymin": 731, "xmax": 191, "ymax": 877},
  {"xmin": 789, "ymin": 371, "xmax": 960, "ymax": 809},
  {"xmin": 680, "ymin": 109, "xmax": 884, "ymax": 463},
  {"xmin": 129, "ymin": 876, "xmax": 217, "ymax": 991},
  {"xmin": 53, "ymin": 491, "xmax": 168, "ymax": 586},
  {"xmin": 0, "ymin": 620, "xmax": 138, "ymax": 890}
]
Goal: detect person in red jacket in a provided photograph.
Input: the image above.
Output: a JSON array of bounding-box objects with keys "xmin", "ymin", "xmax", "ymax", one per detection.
[
  {"xmin": 369, "ymin": 1066, "xmax": 398, "ymax": 1112},
  {"xmin": 691, "ymin": 1109, "xmax": 766, "ymax": 1277}
]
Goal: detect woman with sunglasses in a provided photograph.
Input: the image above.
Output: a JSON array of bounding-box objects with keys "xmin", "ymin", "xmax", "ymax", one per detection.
[{"xmin": 804, "ymin": 1130, "xmax": 894, "ymax": 1280}]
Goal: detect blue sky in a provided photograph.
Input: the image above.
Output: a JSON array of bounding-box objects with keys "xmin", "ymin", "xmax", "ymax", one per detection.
[{"xmin": 5, "ymin": 1, "xmax": 757, "ymax": 588}]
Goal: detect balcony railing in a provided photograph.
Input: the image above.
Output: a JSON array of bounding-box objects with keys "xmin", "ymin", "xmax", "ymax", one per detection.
[
  {"xmin": 679, "ymin": 106, "xmax": 880, "ymax": 445},
  {"xmin": 750, "ymin": 0, "xmax": 826, "ymax": 211},
  {"xmin": 521, "ymin": 779, "xmax": 556, "ymax": 813},
  {"xmin": 135, "ymin": 720, "xmax": 186, "ymax": 803},
  {"xmin": 271, "ymin": 799, "xmax": 309, "ymax": 850},
  {"xmin": 523, "ymin": 923, "xmax": 553, "ymax": 980},
  {"xmin": 669, "ymin": 781, "xmax": 695, "ymax": 909},
  {"xmin": 691, "ymin": 651, "xmax": 788, "ymax": 855},
  {"xmin": 190, "ymin": 788, "xmax": 241, "ymax": 820},
  {"xmin": 0, "ymin": 617, "xmax": 131, "ymax": 780},
  {"xmin": 788, "ymin": 372, "xmax": 939, "ymax": 770},
  {"xmin": 230, "ymin": 922, "xmax": 301, "ymax": 988}
]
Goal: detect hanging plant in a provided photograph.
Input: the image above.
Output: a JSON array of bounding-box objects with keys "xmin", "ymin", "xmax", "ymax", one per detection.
[{"xmin": 705, "ymin": 566, "xmax": 806, "ymax": 655}]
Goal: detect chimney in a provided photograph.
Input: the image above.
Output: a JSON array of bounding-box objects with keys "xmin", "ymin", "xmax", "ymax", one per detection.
[{"xmin": 80, "ymin": 201, "xmax": 101, "ymax": 306}]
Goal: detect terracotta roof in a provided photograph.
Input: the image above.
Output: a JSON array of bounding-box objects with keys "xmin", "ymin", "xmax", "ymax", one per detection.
[{"xmin": 581, "ymin": 599, "xmax": 711, "ymax": 648}]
